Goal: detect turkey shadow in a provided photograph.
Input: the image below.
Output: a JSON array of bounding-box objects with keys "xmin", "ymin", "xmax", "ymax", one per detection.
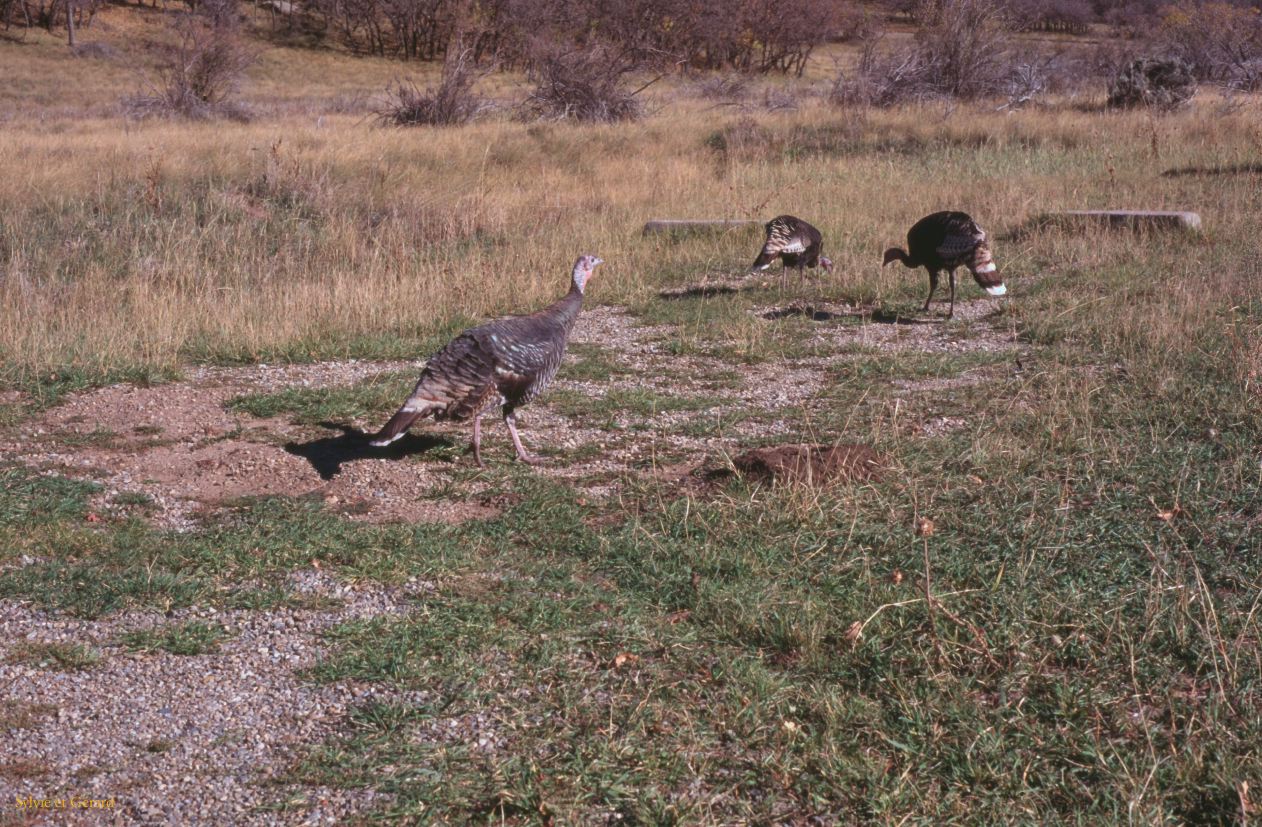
[
  {"xmin": 658, "ymin": 284, "xmax": 741, "ymax": 300},
  {"xmin": 1161, "ymin": 163, "xmax": 1262, "ymax": 178},
  {"xmin": 761, "ymin": 305, "xmax": 853, "ymax": 321},
  {"xmin": 868, "ymin": 309, "xmax": 941, "ymax": 326},
  {"xmin": 285, "ymin": 422, "xmax": 453, "ymax": 481}
]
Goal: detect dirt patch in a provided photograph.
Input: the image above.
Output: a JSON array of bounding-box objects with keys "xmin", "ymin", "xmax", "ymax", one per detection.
[
  {"xmin": 0, "ymin": 301, "xmax": 1009, "ymax": 526},
  {"xmin": 0, "ymin": 359, "xmax": 511, "ymax": 529},
  {"xmin": 731, "ymin": 443, "xmax": 884, "ymax": 485},
  {"xmin": 0, "ymin": 309, "xmax": 713, "ymax": 526}
]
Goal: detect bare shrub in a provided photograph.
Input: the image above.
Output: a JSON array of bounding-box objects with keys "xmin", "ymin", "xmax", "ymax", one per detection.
[
  {"xmin": 1, "ymin": 0, "xmax": 103, "ymax": 40},
  {"xmin": 758, "ymin": 87, "xmax": 800, "ymax": 113},
  {"xmin": 1154, "ymin": 2, "xmax": 1262, "ymax": 90},
  {"xmin": 1100, "ymin": 0, "xmax": 1163, "ymax": 37},
  {"xmin": 365, "ymin": 0, "xmax": 845, "ymax": 74},
  {"xmin": 375, "ymin": 49, "xmax": 488, "ymax": 126},
  {"xmin": 739, "ymin": 0, "xmax": 843, "ymax": 76},
  {"xmin": 912, "ymin": 0, "xmax": 1014, "ymax": 98},
  {"xmin": 124, "ymin": 16, "xmax": 255, "ymax": 120},
  {"xmin": 71, "ymin": 41, "xmax": 118, "ymax": 59},
  {"xmin": 1006, "ymin": 0, "xmax": 1092, "ymax": 34},
  {"xmin": 831, "ymin": 0, "xmax": 1014, "ymax": 107},
  {"xmin": 830, "ymin": 34, "xmax": 933, "ymax": 107},
  {"xmin": 520, "ymin": 47, "xmax": 644, "ymax": 123},
  {"xmin": 1107, "ymin": 57, "xmax": 1196, "ymax": 110},
  {"xmin": 1000, "ymin": 53, "xmax": 1069, "ymax": 108},
  {"xmin": 302, "ymin": 0, "xmax": 456, "ymax": 60},
  {"xmin": 694, "ymin": 73, "xmax": 749, "ymax": 103}
]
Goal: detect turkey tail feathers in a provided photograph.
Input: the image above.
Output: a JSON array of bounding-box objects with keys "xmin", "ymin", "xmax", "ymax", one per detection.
[
  {"xmin": 369, "ymin": 408, "xmax": 425, "ymax": 447},
  {"xmin": 969, "ymin": 244, "xmax": 1005, "ymax": 295}
]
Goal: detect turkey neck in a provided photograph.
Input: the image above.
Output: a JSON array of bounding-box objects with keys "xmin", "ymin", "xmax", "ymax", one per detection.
[
  {"xmin": 886, "ymin": 248, "xmax": 920, "ymax": 268},
  {"xmin": 543, "ymin": 284, "xmax": 585, "ymax": 334}
]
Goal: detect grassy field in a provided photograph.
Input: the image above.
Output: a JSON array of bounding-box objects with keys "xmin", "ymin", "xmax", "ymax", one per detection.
[{"xmin": 1, "ymin": 9, "xmax": 1261, "ymax": 824}]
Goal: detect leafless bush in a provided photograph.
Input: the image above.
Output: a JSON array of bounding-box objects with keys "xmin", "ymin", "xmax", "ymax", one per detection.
[
  {"xmin": 831, "ymin": 0, "xmax": 1014, "ymax": 106},
  {"xmin": 1100, "ymin": 0, "xmax": 1163, "ymax": 37},
  {"xmin": 375, "ymin": 49, "xmax": 488, "ymax": 126},
  {"xmin": 519, "ymin": 47, "xmax": 645, "ymax": 123},
  {"xmin": 830, "ymin": 37, "xmax": 935, "ymax": 107},
  {"xmin": 1107, "ymin": 57, "xmax": 1196, "ymax": 110},
  {"xmin": 303, "ymin": 0, "xmax": 455, "ymax": 60},
  {"xmin": 694, "ymin": 73, "xmax": 749, "ymax": 102},
  {"xmin": 912, "ymin": 0, "xmax": 1014, "ymax": 98},
  {"xmin": 71, "ymin": 41, "xmax": 118, "ymax": 59},
  {"xmin": 1, "ymin": 0, "xmax": 102, "ymax": 39},
  {"xmin": 758, "ymin": 87, "xmax": 800, "ymax": 113},
  {"xmin": 739, "ymin": 0, "xmax": 843, "ymax": 76},
  {"xmin": 1006, "ymin": 0, "xmax": 1092, "ymax": 34},
  {"xmin": 124, "ymin": 16, "xmax": 255, "ymax": 120},
  {"xmin": 1154, "ymin": 2, "xmax": 1262, "ymax": 90},
  {"xmin": 1001, "ymin": 55, "xmax": 1054, "ymax": 108}
]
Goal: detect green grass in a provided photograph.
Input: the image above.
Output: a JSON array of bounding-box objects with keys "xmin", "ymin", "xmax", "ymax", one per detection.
[
  {"xmin": 3, "ymin": 263, "xmax": 1260, "ymax": 823},
  {"xmin": 546, "ymin": 386, "xmax": 721, "ymax": 421},
  {"xmin": 120, "ymin": 621, "xmax": 232, "ymax": 656},
  {"xmin": 283, "ymin": 436, "xmax": 1260, "ymax": 822},
  {"xmin": 2, "ymin": 364, "xmax": 182, "ymax": 411},
  {"xmin": 279, "ymin": 250, "xmax": 1257, "ymax": 821},
  {"xmin": 562, "ymin": 342, "xmax": 629, "ymax": 382},
  {"xmin": 2, "ymin": 228, "xmax": 1260, "ymax": 821},
  {"xmin": 633, "ymin": 292, "xmax": 834, "ymax": 363},
  {"xmin": 11, "ymin": 641, "xmax": 103, "ymax": 671},
  {"xmin": 0, "ymin": 702, "xmax": 59, "ymax": 730},
  {"xmin": 227, "ymin": 370, "xmax": 416, "ymax": 424},
  {"xmin": 112, "ymin": 491, "xmax": 155, "ymax": 509}
]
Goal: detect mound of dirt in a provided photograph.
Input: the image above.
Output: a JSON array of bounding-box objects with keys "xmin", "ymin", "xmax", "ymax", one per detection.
[{"xmin": 732, "ymin": 443, "xmax": 883, "ymax": 485}]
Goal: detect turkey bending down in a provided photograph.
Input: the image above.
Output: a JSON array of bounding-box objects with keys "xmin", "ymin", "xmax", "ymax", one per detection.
[
  {"xmin": 751, "ymin": 215, "xmax": 834, "ymax": 282},
  {"xmin": 882, "ymin": 211, "xmax": 1006, "ymax": 318},
  {"xmin": 370, "ymin": 255, "xmax": 603, "ymax": 465}
]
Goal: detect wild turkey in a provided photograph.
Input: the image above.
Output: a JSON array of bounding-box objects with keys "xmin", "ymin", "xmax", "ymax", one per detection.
[
  {"xmin": 751, "ymin": 215, "xmax": 834, "ymax": 282},
  {"xmin": 370, "ymin": 255, "xmax": 603, "ymax": 465},
  {"xmin": 882, "ymin": 211, "xmax": 1006, "ymax": 318}
]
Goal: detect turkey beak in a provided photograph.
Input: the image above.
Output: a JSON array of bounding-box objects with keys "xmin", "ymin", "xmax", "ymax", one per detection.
[{"xmin": 593, "ymin": 258, "xmax": 604, "ymax": 267}]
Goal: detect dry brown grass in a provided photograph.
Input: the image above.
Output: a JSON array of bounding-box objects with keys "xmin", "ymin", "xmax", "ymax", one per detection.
[{"xmin": 2, "ymin": 11, "xmax": 1261, "ymax": 390}]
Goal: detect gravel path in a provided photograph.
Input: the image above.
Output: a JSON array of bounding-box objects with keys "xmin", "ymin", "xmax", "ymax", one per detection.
[{"xmin": 0, "ymin": 571, "xmax": 428, "ymax": 825}]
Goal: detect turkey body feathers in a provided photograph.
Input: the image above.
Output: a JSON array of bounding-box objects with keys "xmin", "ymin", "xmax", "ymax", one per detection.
[
  {"xmin": 370, "ymin": 290, "xmax": 582, "ymax": 448},
  {"xmin": 753, "ymin": 215, "xmax": 824, "ymax": 271},
  {"xmin": 905, "ymin": 211, "xmax": 1004, "ymax": 293}
]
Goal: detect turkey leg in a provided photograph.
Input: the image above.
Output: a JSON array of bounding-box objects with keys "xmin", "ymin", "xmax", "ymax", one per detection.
[
  {"xmin": 923, "ymin": 269, "xmax": 940, "ymax": 313},
  {"xmin": 504, "ymin": 411, "xmax": 537, "ymax": 464},
  {"xmin": 471, "ymin": 415, "xmax": 485, "ymax": 467}
]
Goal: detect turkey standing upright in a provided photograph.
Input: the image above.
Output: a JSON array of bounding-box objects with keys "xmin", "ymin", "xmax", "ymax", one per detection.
[
  {"xmin": 882, "ymin": 211, "xmax": 1006, "ymax": 318},
  {"xmin": 751, "ymin": 215, "xmax": 834, "ymax": 283},
  {"xmin": 370, "ymin": 255, "xmax": 603, "ymax": 465}
]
